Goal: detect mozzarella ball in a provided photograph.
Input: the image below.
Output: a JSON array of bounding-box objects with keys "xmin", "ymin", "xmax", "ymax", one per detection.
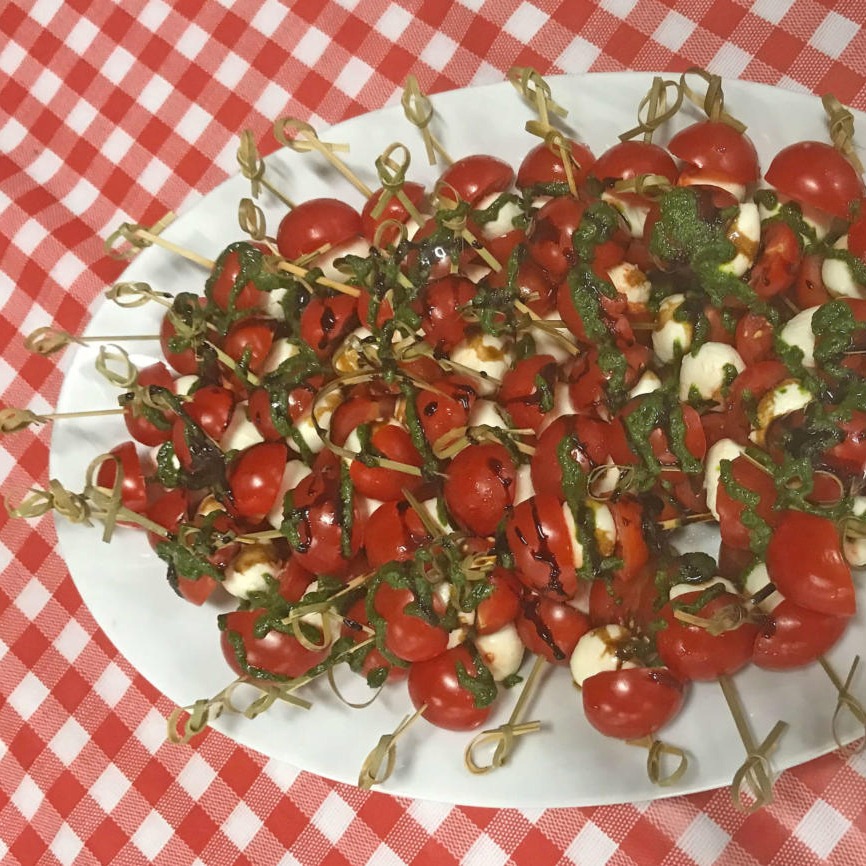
[
  {"xmin": 678, "ymin": 342, "xmax": 745, "ymax": 403},
  {"xmin": 668, "ymin": 577, "xmax": 738, "ymax": 600},
  {"xmin": 749, "ymin": 379, "xmax": 814, "ymax": 446},
  {"xmin": 703, "ymin": 438, "xmax": 746, "ymax": 520},
  {"xmin": 720, "ymin": 203, "xmax": 760, "ymax": 277},
  {"xmin": 569, "ymin": 624, "xmax": 637, "ymax": 687},
  {"xmin": 779, "ymin": 306, "xmax": 819, "ymax": 368},
  {"xmin": 220, "ymin": 404, "xmax": 265, "ymax": 452},
  {"xmin": 474, "ymin": 623, "xmax": 525, "ymax": 681},
  {"xmin": 653, "ymin": 294, "xmax": 693, "ymax": 364},
  {"xmin": 450, "ymin": 332, "xmax": 513, "ymax": 396},
  {"xmin": 223, "ymin": 542, "xmax": 280, "ymax": 599},
  {"xmin": 744, "ymin": 561, "xmax": 783, "ymax": 613}
]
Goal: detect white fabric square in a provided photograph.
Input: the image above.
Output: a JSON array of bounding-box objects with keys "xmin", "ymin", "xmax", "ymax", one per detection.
[
  {"xmin": 464, "ymin": 834, "xmax": 508, "ymax": 866},
  {"xmin": 652, "ymin": 11, "xmax": 696, "ymax": 52},
  {"xmin": 566, "ymin": 823, "xmax": 617, "ymax": 866},
  {"xmin": 250, "ymin": 0, "xmax": 289, "ymax": 37},
  {"xmin": 751, "ymin": 0, "xmax": 795, "ymax": 25},
  {"xmin": 504, "ymin": 3, "xmax": 548, "ymax": 41},
  {"xmin": 0, "ymin": 538, "xmax": 9, "ymax": 574},
  {"xmin": 809, "ymin": 11, "xmax": 858, "ymax": 59},
  {"xmin": 93, "ymin": 662, "xmax": 131, "ymax": 708},
  {"xmin": 366, "ymin": 844, "xmax": 404, "ymax": 866},
  {"xmin": 777, "ymin": 75, "xmax": 811, "ymax": 94},
  {"xmin": 11, "ymin": 774, "xmax": 43, "ymax": 821},
  {"xmin": 131, "ymin": 811, "xmax": 173, "ymax": 860},
  {"xmin": 311, "ymin": 790, "xmax": 355, "ymax": 844},
  {"xmin": 0, "ymin": 39, "xmax": 25, "ymax": 76},
  {"xmin": 134, "ymin": 708, "xmax": 167, "ymax": 754},
  {"xmin": 263, "ymin": 757, "xmax": 299, "ymax": 791},
  {"xmin": 334, "ymin": 56, "xmax": 375, "ymax": 99},
  {"xmin": 8, "ymin": 672, "xmax": 49, "ymax": 720},
  {"xmin": 28, "ymin": 0, "xmax": 60, "ymax": 27},
  {"xmin": 49, "ymin": 250, "xmax": 88, "ymax": 286},
  {"xmin": 470, "ymin": 61, "xmax": 501, "ymax": 86},
  {"xmin": 376, "ymin": 3, "xmax": 413, "ymax": 41},
  {"xmin": 557, "ymin": 36, "xmax": 601, "ymax": 73},
  {"xmin": 49, "ymin": 823, "xmax": 84, "ymax": 866},
  {"xmin": 138, "ymin": 74, "xmax": 173, "ymax": 114},
  {"xmin": 101, "ymin": 127, "xmax": 135, "ymax": 164},
  {"xmin": 708, "ymin": 44, "xmax": 752, "ymax": 78},
  {"xmin": 54, "ymin": 620, "xmax": 90, "ymax": 664},
  {"xmin": 62, "ymin": 178, "xmax": 100, "ymax": 214},
  {"xmin": 48, "ymin": 718, "xmax": 90, "ymax": 766},
  {"xmin": 678, "ymin": 814, "xmax": 730, "ymax": 866},
  {"xmin": 15, "ymin": 579, "xmax": 50, "ymax": 620},
  {"xmin": 292, "ymin": 26, "xmax": 329, "ymax": 66},
  {"xmin": 254, "ymin": 81, "xmax": 291, "ymax": 122},
  {"xmin": 31, "ymin": 68, "xmax": 63, "ymax": 104},
  {"xmin": 177, "ymin": 753, "xmax": 217, "ymax": 800},
  {"xmin": 223, "ymin": 801, "xmax": 263, "ymax": 851},
  {"xmin": 600, "ymin": 0, "xmax": 637, "ymax": 18},
  {"xmin": 27, "ymin": 149, "xmax": 64, "ymax": 185},
  {"xmin": 65, "ymin": 99, "xmax": 98, "ymax": 136},
  {"xmin": 408, "ymin": 799, "xmax": 451, "ymax": 834},
  {"xmin": 139, "ymin": 0, "xmax": 171, "ymax": 33},
  {"xmin": 139, "ymin": 156, "xmax": 174, "ymax": 194},
  {"xmin": 91, "ymin": 765, "xmax": 131, "ymax": 813},
  {"xmin": 176, "ymin": 104, "xmax": 212, "ymax": 145},
  {"xmin": 104, "ymin": 45, "xmax": 136, "ymax": 82},
  {"xmin": 1, "ymin": 117, "xmax": 27, "ymax": 151},
  {"xmin": 795, "ymin": 800, "xmax": 851, "ymax": 859},
  {"xmin": 277, "ymin": 855, "xmax": 302, "ymax": 866},
  {"xmin": 420, "ymin": 32, "xmax": 458, "ymax": 68},
  {"xmin": 214, "ymin": 51, "xmax": 248, "ymax": 90},
  {"xmin": 65, "ymin": 18, "xmax": 99, "ymax": 54},
  {"xmin": 176, "ymin": 23, "xmax": 210, "ymax": 61}
]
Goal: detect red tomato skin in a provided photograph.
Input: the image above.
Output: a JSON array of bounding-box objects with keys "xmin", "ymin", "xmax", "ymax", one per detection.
[
  {"xmin": 299, "ymin": 293, "xmax": 358, "ymax": 360},
  {"xmin": 766, "ymin": 141, "xmax": 864, "ymax": 220},
  {"xmin": 123, "ymin": 362, "xmax": 176, "ymax": 447},
  {"xmin": 160, "ymin": 309, "xmax": 200, "ymax": 375},
  {"xmin": 527, "ymin": 196, "xmax": 586, "ymax": 279},
  {"xmin": 765, "ymin": 510, "xmax": 856, "ymax": 617},
  {"xmin": 220, "ymin": 609, "xmax": 328, "ymax": 680},
  {"xmin": 342, "ymin": 598, "xmax": 407, "ymax": 683},
  {"xmin": 361, "ymin": 181, "xmax": 426, "ymax": 246},
  {"xmin": 530, "ymin": 415, "xmax": 592, "ymax": 499},
  {"xmin": 414, "ymin": 376, "xmax": 476, "ymax": 447},
  {"xmin": 668, "ymin": 121, "xmax": 760, "ymax": 185},
  {"xmin": 227, "ymin": 442, "xmax": 288, "ymax": 519},
  {"xmin": 498, "ymin": 354, "xmax": 559, "ymax": 433},
  {"xmin": 582, "ymin": 667, "xmax": 685, "ymax": 741},
  {"xmin": 823, "ymin": 409, "xmax": 866, "ymax": 478},
  {"xmin": 735, "ymin": 312, "xmax": 775, "ymax": 366},
  {"xmin": 748, "ymin": 221, "xmax": 801, "ymax": 299},
  {"xmin": 145, "ymin": 486, "xmax": 190, "ymax": 549},
  {"xmin": 475, "ymin": 567, "xmax": 521, "ymax": 635},
  {"xmin": 276, "ymin": 198, "xmax": 362, "ymax": 260},
  {"xmin": 515, "ymin": 594, "xmax": 590, "ymax": 664},
  {"xmin": 96, "ymin": 441, "xmax": 149, "ymax": 514},
  {"xmin": 588, "ymin": 566, "xmax": 659, "ymax": 630},
  {"xmin": 794, "ymin": 253, "xmax": 833, "ymax": 308},
  {"xmin": 591, "ymin": 140, "xmax": 678, "ymax": 184},
  {"xmin": 221, "ymin": 318, "xmax": 274, "ymax": 375},
  {"xmin": 506, "ymin": 494, "xmax": 579, "ymax": 599},
  {"xmin": 444, "ymin": 443, "xmax": 516, "ymax": 537},
  {"xmin": 207, "ymin": 244, "xmax": 268, "ymax": 311},
  {"xmin": 438, "ymin": 154, "xmax": 514, "ymax": 205},
  {"xmin": 349, "ymin": 423, "xmax": 425, "ymax": 501},
  {"xmin": 364, "ymin": 500, "xmax": 432, "ymax": 569},
  {"xmin": 373, "ymin": 583, "xmax": 449, "ymax": 663},
  {"xmin": 609, "ymin": 497, "xmax": 649, "ymax": 582},
  {"xmin": 655, "ymin": 591, "xmax": 761, "ymax": 682},
  {"xmin": 417, "ymin": 275, "xmax": 476, "ymax": 352},
  {"xmin": 517, "ymin": 140, "xmax": 596, "ymax": 189},
  {"xmin": 714, "ymin": 455, "xmax": 779, "ymax": 551},
  {"xmin": 408, "ymin": 644, "xmax": 495, "ymax": 731},
  {"xmin": 753, "ymin": 598, "xmax": 849, "ymax": 671}
]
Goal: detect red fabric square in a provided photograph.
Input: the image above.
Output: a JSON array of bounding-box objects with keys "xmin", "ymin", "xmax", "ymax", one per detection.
[
  {"xmin": 356, "ymin": 793, "xmax": 404, "ymax": 837},
  {"xmin": 11, "ymin": 625, "xmax": 50, "ymax": 670},
  {"xmin": 410, "ymin": 837, "xmax": 459, "ymax": 866},
  {"xmin": 321, "ymin": 849, "xmax": 353, "ymax": 866},
  {"xmin": 702, "ymin": 0, "xmax": 747, "ymax": 39},
  {"xmin": 756, "ymin": 29, "xmax": 807, "ymax": 72},
  {"xmin": 0, "ymin": 2, "xmax": 26, "ymax": 33},
  {"xmin": 619, "ymin": 815, "xmax": 676, "ymax": 866},
  {"xmin": 176, "ymin": 803, "xmax": 220, "ymax": 852},
  {"xmin": 87, "ymin": 816, "xmax": 130, "ymax": 865},
  {"xmin": 135, "ymin": 757, "xmax": 175, "ymax": 803},
  {"xmin": 8, "ymin": 726, "xmax": 45, "ymax": 772},
  {"xmin": 45, "ymin": 773, "xmax": 87, "ymax": 819},
  {"xmin": 512, "ymin": 826, "xmax": 561, "ymax": 865},
  {"xmin": 732, "ymin": 807, "xmax": 789, "ymax": 863},
  {"xmin": 221, "ymin": 750, "xmax": 261, "ymax": 797},
  {"xmin": 52, "ymin": 667, "xmax": 91, "ymax": 715},
  {"xmin": 262, "ymin": 797, "xmax": 308, "ymax": 848},
  {"xmin": 9, "ymin": 824, "xmax": 48, "ymax": 865}
]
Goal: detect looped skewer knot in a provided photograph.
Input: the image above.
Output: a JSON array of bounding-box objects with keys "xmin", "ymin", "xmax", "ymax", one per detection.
[
  {"xmin": 237, "ymin": 129, "xmax": 266, "ymax": 196},
  {"xmin": 680, "ymin": 67, "xmax": 747, "ymax": 132},
  {"xmin": 273, "ymin": 117, "xmax": 349, "ymax": 155},
  {"xmin": 7, "ymin": 480, "xmax": 91, "ymax": 524},
  {"xmin": 371, "ymin": 143, "xmax": 413, "ymax": 221},
  {"xmin": 96, "ymin": 344, "xmax": 138, "ymax": 388},
  {"xmin": 465, "ymin": 721, "xmax": 542, "ymax": 775},
  {"xmin": 627, "ymin": 736, "xmax": 689, "ymax": 786},
  {"xmin": 673, "ymin": 602, "xmax": 752, "ymax": 636},
  {"xmin": 820, "ymin": 655, "xmax": 866, "ymax": 753},
  {"xmin": 401, "ymin": 75, "xmax": 452, "ymax": 166},
  {"xmin": 106, "ymin": 281, "xmax": 172, "ymax": 308},
  {"xmin": 238, "ymin": 197, "xmax": 270, "ymax": 242},
  {"xmin": 0, "ymin": 407, "xmax": 47, "ymax": 434},
  {"xmin": 358, "ymin": 705, "xmax": 426, "ymax": 790},
  {"xmin": 508, "ymin": 66, "xmax": 568, "ymax": 128},
  {"xmin": 24, "ymin": 327, "xmax": 83, "ymax": 356},
  {"xmin": 730, "ymin": 720, "xmax": 788, "ymax": 812},
  {"xmin": 822, "ymin": 94, "xmax": 865, "ymax": 174},
  {"xmin": 620, "ymin": 76, "xmax": 684, "ymax": 143}
]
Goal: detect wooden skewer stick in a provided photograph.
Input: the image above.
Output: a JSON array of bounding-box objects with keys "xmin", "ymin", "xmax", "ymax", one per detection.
[
  {"xmin": 401, "ymin": 75, "xmax": 452, "ymax": 166},
  {"xmin": 237, "ymin": 129, "xmax": 296, "ymax": 208},
  {"xmin": 25, "ymin": 327, "xmax": 158, "ymax": 356}
]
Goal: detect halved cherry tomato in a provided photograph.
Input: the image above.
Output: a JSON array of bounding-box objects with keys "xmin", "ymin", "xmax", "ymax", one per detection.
[
  {"xmin": 734, "ymin": 312, "xmax": 775, "ymax": 366},
  {"xmin": 276, "ymin": 198, "xmax": 362, "ymax": 260},
  {"xmin": 444, "ymin": 442, "xmax": 516, "ymax": 537},
  {"xmin": 342, "ymin": 598, "xmax": 408, "ymax": 683},
  {"xmin": 748, "ymin": 221, "xmax": 800, "ymax": 299},
  {"xmin": 515, "ymin": 594, "xmax": 590, "ymax": 664},
  {"xmin": 416, "ymin": 274, "xmax": 476, "ymax": 352},
  {"xmin": 206, "ymin": 243, "xmax": 268, "ymax": 311},
  {"xmin": 475, "ymin": 567, "xmax": 521, "ymax": 635},
  {"xmin": 527, "ymin": 196, "xmax": 586, "ymax": 279},
  {"xmin": 714, "ymin": 454, "xmax": 778, "ymax": 551},
  {"xmin": 227, "ymin": 442, "xmax": 288, "ymax": 519},
  {"xmin": 221, "ymin": 317, "xmax": 274, "ymax": 375},
  {"xmin": 414, "ymin": 375, "xmax": 476, "ymax": 447},
  {"xmin": 361, "ymin": 181, "xmax": 426, "ymax": 247},
  {"xmin": 349, "ymin": 422, "xmax": 425, "ymax": 501},
  {"xmin": 669, "ymin": 121, "xmax": 760, "ymax": 188},
  {"xmin": 372, "ymin": 582, "xmax": 448, "ymax": 663},
  {"xmin": 591, "ymin": 140, "xmax": 678, "ymax": 184},
  {"xmin": 95, "ymin": 441, "xmax": 149, "ymax": 514},
  {"xmin": 299, "ymin": 293, "xmax": 358, "ymax": 360},
  {"xmin": 753, "ymin": 598, "xmax": 848, "ymax": 670},
  {"xmin": 121, "ymin": 362, "xmax": 176, "ymax": 447},
  {"xmin": 517, "ymin": 140, "xmax": 596, "ymax": 189},
  {"xmin": 498, "ymin": 354, "xmax": 558, "ymax": 432},
  {"xmin": 438, "ymin": 154, "xmax": 514, "ymax": 205},
  {"xmin": 582, "ymin": 666, "xmax": 685, "ymax": 740},
  {"xmin": 364, "ymin": 500, "xmax": 432, "ymax": 568}
]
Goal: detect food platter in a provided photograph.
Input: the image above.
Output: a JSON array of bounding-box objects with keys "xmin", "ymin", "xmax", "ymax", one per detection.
[{"xmin": 48, "ymin": 73, "xmax": 865, "ymax": 808}]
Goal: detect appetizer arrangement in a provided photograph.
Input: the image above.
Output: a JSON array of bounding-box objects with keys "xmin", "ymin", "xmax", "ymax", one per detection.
[{"xmin": 6, "ymin": 69, "xmax": 866, "ymax": 809}]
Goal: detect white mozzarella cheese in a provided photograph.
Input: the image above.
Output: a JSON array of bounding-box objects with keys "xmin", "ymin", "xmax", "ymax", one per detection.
[
  {"xmin": 266, "ymin": 461, "xmax": 313, "ymax": 529},
  {"xmin": 601, "ymin": 190, "xmax": 650, "ymax": 238},
  {"xmin": 653, "ymin": 294, "xmax": 693, "ymax": 364},
  {"xmin": 720, "ymin": 203, "xmax": 760, "ymax": 277},
  {"xmin": 629, "ymin": 369, "xmax": 662, "ymax": 399},
  {"xmin": 331, "ymin": 326, "xmax": 375, "ymax": 375},
  {"xmin": 298, "ymin": 580, "xmax": 341, "ymax": 646},
  {"xmin": 220, "ymin": 405, "xmax": 266, "ymax": 452},
  {"xmin": 668, "ymin": 577, "xmax": 737, "ymax": 600},
  {"xmin": 468, "ymin": 398, "xmax": 507, "ymax": 428},
  {"xmin": 263, "ymin": 337, "xmax": 300, "ymax": 374},
  {"xmin": 607, "ymin": 262, "xmax": 652, "ymax": 306},
  {"xmin": 475, "ymin": 623, "xmax": 525, "ymax": 681},
  {"xmin": 264, "ymin": 287, "xmax": 286, "ymax": 320},
  {"xmin": 317, "ymin": 237, "xmax": 371, "ymax": 282},
  {"xmin": 569, "ymin": 624, "xmax": 638, "ymax": 687},
  {"xmin": 512, "ymin": 463, "xmax": 535, "ymax": 506},
  {"xmin": 843, "ymin": 496, "xmax": 866, "ymax": 567},
  {"xmin": 560, "ymin": 503, "xmax": 585, "ymax": 570},
  {"xmin": 223, "ymin": 543, "xmax": 280, "ymax": 599},
  {"xmin": 744, "ymin": 561, "xmax": 783, "ymax": 613},
  {"xmin": 295, "ymin": 387, "xmax": 344, "ymax": 454},
  {"xmin": 703, "ymin": 438, "xmax": 746, "ymax": 520},
  {"xmin": 679, "ymin": 176, "xmax": 747, "ymax": 202},
  {"xmin": 173, "ymin": 375, "xmax": 200, "ymax": 396},
  {"xmin": 586, "ymin": 500, "xmax": 616, "ymax": 557},
  {"xmin": 532, "ymin": 313, "xmax": 574, "ymax": 364},
  {"xmin": 779, "ymin": 306, "xmax": 819, "ymax": 368},
  {"xmin": 749, "ymin": 380, "xmax": 814, "ymax": 445},
  {"xmin": 435, "ymin": 582, "xmax": 474, "ymax": 649},
  {"xmin": 475, "ymin": 191, "xmax": 522, "ymax": 240},
  {"xmin": 450, "ymin": 332, "xmax": 513, "ymax": 395},
  {"xmin": 822, "ymin": 235, "xmax": 866, "ymax": 300},
  {"xmin": 678, "ymin": 341, "xmax": 745, "ymax": 403}
]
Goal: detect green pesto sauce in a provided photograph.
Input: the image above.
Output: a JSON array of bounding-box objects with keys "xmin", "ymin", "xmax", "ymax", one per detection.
[
  {"xmin": 718, "ymin": 458, "xmax": 772, "ymax": 554},
  {"xmin": 455, "ymin": 648, "xmax": 498, "ymax": 708}
]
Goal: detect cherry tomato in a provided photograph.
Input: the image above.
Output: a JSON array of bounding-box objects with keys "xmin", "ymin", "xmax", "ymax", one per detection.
[
  {"xmin": 591, "ymin": 140, "xmax": 678, "ymax": 184},
  {"xmin": 748, "ymin": 221, "xmax": 801, "ymax": 299},
  {"xmin": 414, "ymin": 375, "xmax": 476, "ymax": 447},
  {"xmin": 588, "ymin": 566, "xmax": 659, "ymax": 630},
  {"xmin": 515, "ymin": 594, "xmax": 590, "ymax": 664},
  {"xmin": 517, "ymin": 140, "xmax": 596, "ymax": 189},
  {"xmin": 527, "ymin": 196, "xmax": 586, "ymax": 279},
  {"xmin": 714, "ymin": 454, "xmax": 779, "ymax": 551},
  {"xmin": 794, "ymin": 253, "xmax": 833, "ymax": 308},
  {"xmin": 361, "ymin": 181, "xmax": 426, "ymax": 247},
  {"xmin": 220, "ymin": 608, "xmax": 328, "ymax": 680},
  {"xmin": 669, "ymin": 121, "xmax": 760, "ymax": 188},
  {"xmin": 145, "ymin": 486, "xmax": 190, "ymax": 549},
  {"xmin": 416, "ymin": 274, "xmax": 476, "ymax": 352},
  {"xmin": 753, "ymin": 598, "xmax": 849, "ymax": 670},
  {"xmin": 498, "ymin": 354, "xmax": 559, "ymax": 432},
  {"xmin": 227, "ymin": 441, "xmax": 288, "ymax": 519},
  {"xmin": 276, "ymin": 198, "xmax": 363, "ymax": 260},
  {"xmin": 328, "ymin": 390, "xmax": 395, "ymax": 447},
  {"xmin": 766, "ymin": 142, "xmax": 864, "ymax": 220},
  {"xmin": 95, "ymin": 441, "xmax": 149, "ymax": 514},
  {"xmin": 567, "ymin": 343, "xmax": 650, "ymax": 418},
  {"xmin": 349, "ymin": 422, "xmax": 425, "ymax": 501},
  {"xmin": 475, "ymin": 567, "xmax": 521, "ymax": 635},
  {"xmin": 372, "ymin": 582, "xmax": 448, "ymax": 663},
  {"xmin": 206, "ymin": 243, "xmax": 268, "ymax": 311},
  {"xmin": 484, "ymin": 251, "xmax": 557, "ymax": 316},
  {"xmin": 221, "ymin": 317, "xmax": 274, "ymax": 375},
  {"xmin": 364, "ymin": 500, "xmax": 432, "ymax": 568},
  {"xmin": 655, "ymin": 590, "xmax": 761, "ymax": 682},
  {"xmin": 247, "ymin": 378, "xmax": 319, "ymax": 443},
  {"xmin": 121, "ymin": 362, "xmax": 176, "ymax": 447},
  {"xmin": 609, "ymin": 497, "xmax": 649, "ymax": 582},
  {"xmin": 734, "ymin": 312, "xmax": 775, "ymax": 366},
  {"xmin": 299, "ymin": 293, "xmax": 358, "ymax": 360},
  {"xmin": 766, "ymin": 510, "xmax": 855, "ymax": 617},
  {"xmin": 342, "ymin": 598, "xmax": 408, "ymax": 683},
  {"xmin": 582, "ymin": 666, "xmax": 685, "ymax": 741},
  {"xmin": 172, "ymin": 385, "xmax": 236, "ymax": 468},
  {"xmin": 444, "ymin": 443, "xmax": 516, "ymax": 537},
  {"xmin": 438, "ymin": 154, "xmax": 514, "ymax": 205},
  {"xmin": 823, "ymin": 410, "xmax": 866, "ymax": 478},
  {"xmin": 160, "ymin": 307, "xmax": 201, "ymax": 375}
]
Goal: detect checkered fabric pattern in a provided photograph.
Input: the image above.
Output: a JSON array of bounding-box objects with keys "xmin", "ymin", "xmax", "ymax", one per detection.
[{"xmin": 3, "ymin": 1, "xmax": 866, "ymax": 863}]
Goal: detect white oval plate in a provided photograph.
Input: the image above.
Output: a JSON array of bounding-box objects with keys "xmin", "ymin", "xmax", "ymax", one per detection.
[{"xmin": 50, "ymin": 74, "xmax": 865, "ymax": 808}]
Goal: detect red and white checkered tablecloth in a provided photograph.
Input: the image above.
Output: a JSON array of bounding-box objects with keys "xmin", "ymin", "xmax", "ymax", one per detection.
[{"xmin": 3, "ymin": 1, "xmax": 866, "ymax": 864}]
